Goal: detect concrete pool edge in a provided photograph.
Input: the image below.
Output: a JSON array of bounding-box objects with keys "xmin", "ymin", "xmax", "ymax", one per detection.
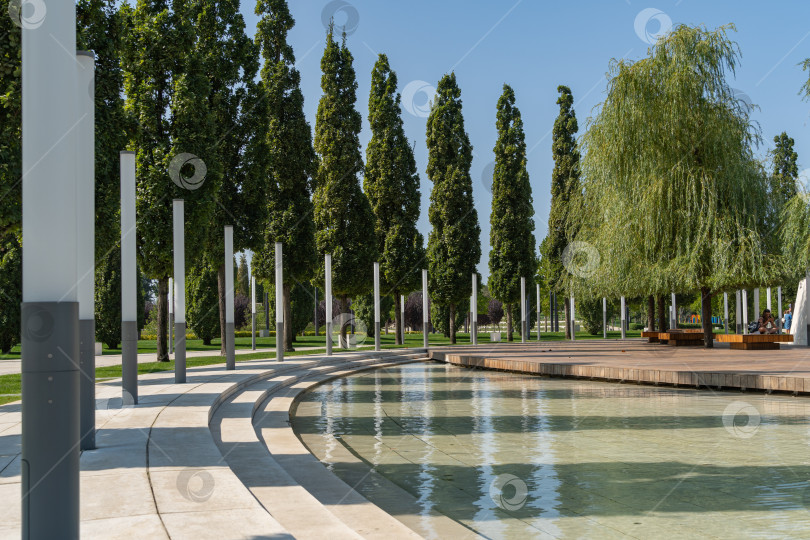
[{"xmin": 429, "ymin": 342, "xmax": 810, "ymax": 396}]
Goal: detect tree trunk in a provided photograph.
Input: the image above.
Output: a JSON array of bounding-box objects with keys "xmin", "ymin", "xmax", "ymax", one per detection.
[
  {"xmin": 217, "ymin": 263, "xmax": 227, "ymax": 355},
  {"xmin": 339, "ymin": 296, "xmax": 350, "ymax": 348},
  {"xmin": 394, "ymin": 292, "xmax": 402, "ymax": 345},
  {"xmin": 564, "ymin": 296, "xmax": 571, "ymax": 339},
  {"xmin": 701, "ymin": 287, "xmax": 714, "ymax": 348},
  {"xmin": 647, "ymin": 295, "xmax": 656, "ymax": 331},
  {"xmin": 506, "ymin": 304, "xmax": 513, "ymax": 341},
  {"xmin": 449, "ymin": 303, "xmax": 456, "ymax": 344},
  {"xmin": 657, "ymin": 295, "xmax": 667, "ymax": 331},
  {"xmin": 157, "ymin": 277, "xmax": 169, "ymax": 362},
  {"xmin": 284, "ymin": 283, "xmax": 294, "ymax": 352}
]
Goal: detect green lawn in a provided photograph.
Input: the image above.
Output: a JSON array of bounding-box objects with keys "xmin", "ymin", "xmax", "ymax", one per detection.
[{"xmin": 0, "ymin": 330, "xmax": 642, "ymax": 405}]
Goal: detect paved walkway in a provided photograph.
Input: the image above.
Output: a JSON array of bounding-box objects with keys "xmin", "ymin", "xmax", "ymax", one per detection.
[
  {"xmin": 430, "ymin": 339, "xmax": 810, "ymax": 394},
  {"xmin": 0, "ymin": 348, "xmax": 432, "ymax": 539}
]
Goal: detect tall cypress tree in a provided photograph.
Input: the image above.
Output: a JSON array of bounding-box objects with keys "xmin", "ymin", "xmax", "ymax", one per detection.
[
  {"xmin": 313, "ymin": 25, "xmax": 377, "ymax": 346},
  {"xmin": 546, "ymin": 85, "xmax": 581, "ymax": 339},
  {"xmin": 364, "ymin": 54, "xmax": 425, "ymax": 345},
  {"xmin": 194, "ymin": 0, "xmax": 261, "ymax": 355},
  {"xmin": 122, "ymin": 0, "xmax": 220, "ymax": 360},
  {"xmin": 488, "ymin": 84, "xmax": 535, "ymax": 341},
  {"xmin": 425, "ymin": 73, "xmax": 481, "ymax": 344},
  {"xmin": 253, "ymin": 0, "xmax": 317, "ymax": 352},
  {"xmin": 771, "ymin": 132, "xmax": 799, "ymax": 208}
]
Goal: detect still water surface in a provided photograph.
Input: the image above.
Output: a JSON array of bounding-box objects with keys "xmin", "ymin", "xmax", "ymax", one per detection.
[{"xmin": 292, "ymin": 362, "xmax": 810, "ymax": 539}]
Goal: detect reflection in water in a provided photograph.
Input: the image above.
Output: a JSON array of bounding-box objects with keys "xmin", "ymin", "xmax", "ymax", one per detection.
[{"xmin": 292, "ymin": 362, "xmax": 810, "ymax": 539}]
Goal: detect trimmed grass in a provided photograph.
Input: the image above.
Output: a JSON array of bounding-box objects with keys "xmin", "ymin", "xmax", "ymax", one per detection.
[{"xmin": 0, "ymin": 330, "xmax": 643, "ymax": 405}]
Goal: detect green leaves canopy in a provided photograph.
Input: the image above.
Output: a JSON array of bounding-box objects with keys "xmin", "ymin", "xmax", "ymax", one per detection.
[
  {"xmin": 488, "ymin": 84, "xmax": 535, "ymax": 305},
  {"xmin": 313, "ymin": 26, "xmax": 377, "ymax": 299},
  {"xmin": 425, "ymin": 73, "xmax": 481, "ymax": 312},
  {"xmin": 574, "ymin": 24, "xmax": 778, "ymax": 298}
]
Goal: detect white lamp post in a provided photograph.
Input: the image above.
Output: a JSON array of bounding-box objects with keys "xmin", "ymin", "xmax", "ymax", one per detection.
[
  {"xmin": 520, "ymin": 277, "xmax": 526, "ymax": 343},
  {"xmin": 400, "ymin": 294, "xmax": 405, "ymax": 345},
  {"xmin": 536, "ymin": 284, "xmax": 541, "ymax": 342},
  {"xmin": 251, "ymin": 276, "xmax": 256, "ymax": 350},
  {"xmin": 275, "ymin": 243, "xmax": 284, "ymax": 361},
  {"xmin": 172, "ymin": 200, "xmax": 186, "ymax": 383},
  {"xmin": 168, "ymin": 277, "xmax": 173, "ymax": 355},
  {"xmin": 225, "ymin": 226, "xmax": 235, "ymax": 369},
  {"xmin": 120, "ymin": 152, "xmax": 138, "ymax": 401},
  {"xmin": 422, "ymin": 269, "xmax": 429, "ymax": 349},
  {"xmin": 325, "ymin": 254, "xmax": 333, "ymax": 356},
  {"xmin": 471, "ymin": 274, "xmax": 478, "ymax": 345},
  {"xmin": 77, "ymin": 50, "xmax": 96, "ymax": 452},
  {"xmin": 374, "ymin": 262, "xmax": 381, "ymax": 351},
  {"xmin": 570, "ymin": 295, "xmax": 576, "ymax": 341},
  {"xmin": 21, "ymin": 2, "xmax": 82, "ymax": 533},
  {"xmin": 602, "ymin": 297, "xmax": 607, "ymax": 339},
  {"xmin": 620, "ymin": 296, "xmax": 626, "ymax": 339}
]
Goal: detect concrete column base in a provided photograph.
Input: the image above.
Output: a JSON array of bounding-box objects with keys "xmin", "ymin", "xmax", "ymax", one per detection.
[
  {"xmin": 79, "ymin": 318, "xmax": 95, "ymax": 450},
  {"xmin": 174, "ymin": 322, "xmax": 186, "ymax": 383},
  {"xmin": 325, "ymin": 322, "xmax": 332, "ymax": 356},
  {"xmin": 121, "ymin": 320, "xmax": 138, "ymax": 404},
  {"xmin": 21, "ymin": 302, "xmax": 80, "ymax": 539},
  {"xmin": 226, "ymin": 322, "xmax": 235, "ymax": 370},
  {"xmin": 471, "ymin": 322, "xmax": 478, "ymax": 345},
  {"xmin": 276, "ymin": 321, "xmax": 284, "ymax": 362},
  {"xmin": 375, "ymin": 322, "xmax": 380, "ymax": 351}
]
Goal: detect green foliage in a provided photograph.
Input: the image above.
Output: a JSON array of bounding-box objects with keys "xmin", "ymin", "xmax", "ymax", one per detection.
[
  {"xmin": 77, "ymin": 0, "xmax": 130, "ymax": 259},
  {"xmin": 252, "ymin": 0, "xmax": 315, "ymax": 286},
  {"xmin": 187, "ymin": 257, "xmax": 220, "ymax": 345},
  {"xmin": 95, "ymin": 247, "xmax": 121, "ymax": 349},
  {"xmin": 488, "ymin": 84, "xmax": 536, "ymax": 305},
  {"xmin": 770, "ymin": 132, "xmax": 799, "ymax": 209},
  {"xmin": 425, "ymin": 73, "xmax": 480, "ymax": 340},
  {"xmin": 545, "ymin": 85, "xmax": 581, "ymax": 294},
  {"xmin": 575, "ymin": 24, "xmax": 778, "ymax": 300},
  {"xmin": 431, "ymin": 302, "xmax": 466, "ymax": 338},
  {"xmin": 364, "ymin": 54, "xmax": 425, "ymax": 297},
  {"xmin": 236, "ymin": 253, "xmax": 250, "ymax": 297},
  {"xmin": 0, "ymin": 234, "xmax": 21, "ymax": 353},
  {"xmin": 313, "ymin": 25, "xmax": 377, "ymax": 300},
  {"xmin": 350, "ymin": 293, "xmax": 393, "ymax": 338},
  {"xmin": 265, "ymin": 282, "xmax": 317, "ymax": 340},
  {"xmin": 508, "ymin": 302, "xmax": 537, "ymax": 338},
  {"xmin": 0, "ymin": 8, "xmax": 21, "ymax": 237}
]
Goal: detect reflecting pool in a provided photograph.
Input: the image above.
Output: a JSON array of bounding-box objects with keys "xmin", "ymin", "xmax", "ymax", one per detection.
[{"xmin": 292, "ymin": 362, "xmax": 810, "ymax": 539}]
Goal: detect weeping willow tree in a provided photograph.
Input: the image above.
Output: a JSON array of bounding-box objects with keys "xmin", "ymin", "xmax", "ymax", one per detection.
[{"xmin": 572, "ymin": 24, "xmax": 780, "ymax": 347}]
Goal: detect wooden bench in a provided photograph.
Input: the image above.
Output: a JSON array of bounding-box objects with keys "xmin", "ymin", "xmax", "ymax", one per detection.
[
  {"xmin": 658, "ymin": 331, "xmax": 704, "ymax": 346},
  {"xmin": 642, "ymin": 329, "xmax": 703, "ymax": 343},
  {"xmin": 715, "ymin": 333, "xmax": 794, "ymax": 350}
]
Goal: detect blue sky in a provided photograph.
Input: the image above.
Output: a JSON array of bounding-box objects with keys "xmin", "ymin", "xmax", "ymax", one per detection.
[{"xmin": 239, "ymin": 1, "xmax": 810, "ymax": 282}]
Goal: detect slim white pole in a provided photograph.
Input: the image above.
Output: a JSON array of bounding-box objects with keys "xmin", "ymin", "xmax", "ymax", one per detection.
[
  {"xmin": 536, "ymin": 284, "xmax": 541, "ymax": 342},
  {"xmin": 742, "ymin": 289, "xmax": 749, "ymax": 334},
  {"xmin": 471, "ymin": 273, "xmax": 478, "ymax": 345},
  {"xmin": 671, "ymin": 292, "xmax": 677, "ymax": 329},
  {"xmin": 520, "ymin": 277, "xmax": 526, "ymax": 343},
  {"xmin": 723, "ymin": 292, "xmax": 729, "ymax": 334},
  {"xmin": 400, "ymin": 294, "xmax": 405, "ymax": 345},
  {"xmin": 275, "ymin": 243, "xmax": 284, "ymax": 361},
  {"xmin": 570, "ymin": 295, "xmax": 576, "ymax": 341},
  {"xmin": 172, "ymin": 199, "xmax": 186, "ymax": 383},
  {"xmin": 168, "ymin": 277, "xmax": 173, "ymax": 355},
  {"xmin": 120, "ymin": 152, "xmax": 138, "ymax": 402},
  {"xmin": 77, "ymin": 51, "xmax": 96, "ymax": 452},
  {"xmin": 767, "ymin": 287, "xmax": 772, "ymax": 311},
  {"xmin": 22, "ymin": 2, "xmax": 81, "ymax": 533},
  {"xmin": 620, "ymin": 296, "xmax": 626, "ymax": 339},
  {"xmin": 753, "ymin": 287, "xmax": 760, "ymax": 321},
  {"xmin": 325, "ymin": 254, "xmax": 333, "ymax": 356},
  {"xmin": 224, "ymin": 226, "xmax": 235, "ymax": 369},
  {"xmin": 251, "ymin": 276, "xmax": 256, "ymax": 350},
  {"xmin": 373, "ymin": 262, "xmax": 381, "ymax": 351},
  {"xmin": 324, "ymin": 253, "xmax": 332, "ymax": 356},
  {"xmin": 422, "ymin": 269, "xmax": 429, "ymax": 349},
  {"xmin": 603, "ymin": 297, "xmax": 607, "ymax": 339}
]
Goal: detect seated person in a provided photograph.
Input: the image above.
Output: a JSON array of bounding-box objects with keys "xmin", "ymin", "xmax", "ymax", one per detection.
[{"xmin": 755, "ymin": 309, "xmax": 777, "ymax": 334}]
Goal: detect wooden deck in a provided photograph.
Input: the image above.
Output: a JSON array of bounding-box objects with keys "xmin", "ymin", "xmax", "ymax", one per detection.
[
  {"xmin": 715, "ymin": 333, "xmax": 794, "ymax": 350},
  {"xmin": 430, "ymin": 340, "xmax": 810, "ymax": 395}
]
